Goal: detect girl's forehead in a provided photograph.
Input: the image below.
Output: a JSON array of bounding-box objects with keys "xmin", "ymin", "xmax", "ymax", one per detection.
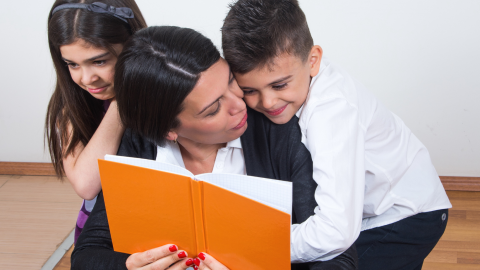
[{"xmin": 60, "ymin": 40, "xmax": 109, "ymax": 60}]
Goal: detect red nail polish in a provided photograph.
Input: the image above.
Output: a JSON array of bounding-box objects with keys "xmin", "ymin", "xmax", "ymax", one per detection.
[
  {"xmin": 169, "ymin": 245, "xmax": 177, "ymax": 252},
  {"xmin": 193, "ymin": 266, "xmax": 199, "ymax": 270},
  {"xmin": 194, "ymin": 257, "xmax": 200, "ymax": 266},
  {"xmin": 178, "ymin": 251, "xmax": 187, "ymax": 258},
  {"xmin": 198, "ymin": 252, "xmax": 206, "ymax": 260},
  {"xmin": 185, "ymin": 259, "xmax": 194, "ymax": 266}
]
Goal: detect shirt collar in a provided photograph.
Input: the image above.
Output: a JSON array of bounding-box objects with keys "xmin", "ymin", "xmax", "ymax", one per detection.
[{"xmin": 225, "ymin": 137, "xmax": 242, "ymax": 149}]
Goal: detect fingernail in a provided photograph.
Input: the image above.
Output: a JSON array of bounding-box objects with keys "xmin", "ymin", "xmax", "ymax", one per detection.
[
  {"xmin": 193, "ymin": 266, "xmax": 199, "ymax": 270},
  {"xmin": 185, "ymin": 259, "xmax": 194, "ymax": 266},
  {"xmin": 198, "ymin": 252, "xmax": 206, "ymax": 260},
  {"xmin": 178, "ymin": 251, "xmax": 187, "ymax": 258},
  {"xmin": 169, "ymin": 245, "xmax": 177, "ymax": 252},
  {"xmin": 194, "ymin": 257, "xmax": 200, "ymax": 266}
]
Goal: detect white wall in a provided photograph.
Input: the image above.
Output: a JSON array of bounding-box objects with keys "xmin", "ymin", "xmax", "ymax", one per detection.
[{"xmin": 0, "ymin": 0, "xmax": 478, "ymax": 176}]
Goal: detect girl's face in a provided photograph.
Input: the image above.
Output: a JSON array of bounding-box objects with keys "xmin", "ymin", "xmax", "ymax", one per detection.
[
  {"xmin": 59, "ymin": 39, "xmax": 123, "ymax": 100},
  {"xmin": 172, "ymin": 58, "xmax": 248, "ymax": 145}
]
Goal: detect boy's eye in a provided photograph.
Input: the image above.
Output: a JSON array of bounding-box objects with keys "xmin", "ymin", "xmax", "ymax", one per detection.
[
  {"xmin": 242, "ymin": 89, "xmax": 256, "ymax": 95},
  {"xmin": 272, "ymin": 83, "xmax": 287, "ymax": 90}
]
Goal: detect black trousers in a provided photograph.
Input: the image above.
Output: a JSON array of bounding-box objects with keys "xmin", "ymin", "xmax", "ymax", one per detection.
[{"xmin": 355, "ymin": 209, "xmax": 448, "ymax": 270}]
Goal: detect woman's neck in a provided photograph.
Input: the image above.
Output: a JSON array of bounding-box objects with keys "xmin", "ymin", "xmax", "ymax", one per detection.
[{"xmin": 177, "ymin": 139, "xmax": 226, "ymax": 175}]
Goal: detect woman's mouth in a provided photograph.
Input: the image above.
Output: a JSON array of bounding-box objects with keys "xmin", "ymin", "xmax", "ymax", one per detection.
[
  {"xmin": 87, "ymin": 86, "xmax": 108, "ymax": 94},
  {"xmin": 265, "ymin": 104, "xmax": 288, "ymax": 116},
  {"xmin": 233, "ymin": 112, "xmax": 248, "ymax": 130}
]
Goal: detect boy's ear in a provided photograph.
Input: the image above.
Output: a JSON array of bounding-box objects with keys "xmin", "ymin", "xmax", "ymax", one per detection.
[
  {"xmin": 165, "ymin": 131, "xmax": 178, "ymax": 142},
  {"xmin": 308, "ymin": 45, "xmax": 323, "ymax": 77}
]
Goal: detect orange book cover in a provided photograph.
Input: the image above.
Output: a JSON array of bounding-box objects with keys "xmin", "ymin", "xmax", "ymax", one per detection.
[{"xmin": 99, "ymin": 155, "xmax": 292, "ymax": 270}]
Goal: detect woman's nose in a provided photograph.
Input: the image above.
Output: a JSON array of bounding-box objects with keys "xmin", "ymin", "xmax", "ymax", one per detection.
[{"xmin": 229, "ymin": 91, "xmax": 247, "ymax": 115}]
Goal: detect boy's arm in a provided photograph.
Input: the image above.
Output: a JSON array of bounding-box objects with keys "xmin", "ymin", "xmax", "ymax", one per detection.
[{"xmin": 291, "ymin": 97, "xmax": 365, "ymax": 262}]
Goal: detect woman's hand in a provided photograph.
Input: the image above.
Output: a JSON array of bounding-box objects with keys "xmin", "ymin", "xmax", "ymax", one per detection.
[
  {"xmin": 193, "ymin": 253, "xmax": 229, "ymax": 270},
  {"xmin": 126, "ymin": 244, "xmax": 195, "ymax": 270}
]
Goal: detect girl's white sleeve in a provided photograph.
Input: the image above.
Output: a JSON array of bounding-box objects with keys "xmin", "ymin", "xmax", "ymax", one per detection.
[{"xmin": 291, "ymin": 97, "xmax": 365, "ymax": 262}]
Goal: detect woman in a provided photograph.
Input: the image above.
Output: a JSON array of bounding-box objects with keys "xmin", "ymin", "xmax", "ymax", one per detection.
[
  {"xmin": 45, "ymin": 0, "xmax": 146, "ymax": 242},
  {"xmin": 72, "ymin": 26, "xmax": 358, "ymax": 270}
]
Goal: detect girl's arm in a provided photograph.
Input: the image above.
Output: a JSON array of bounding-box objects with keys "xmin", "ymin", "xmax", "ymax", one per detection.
[{"xmin": 63, "ymin": 100, "xmax": 124, "ymax": 200}]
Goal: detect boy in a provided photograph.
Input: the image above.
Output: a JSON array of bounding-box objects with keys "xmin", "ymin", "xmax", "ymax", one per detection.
[{"xmin": 222, "ymin": 0, "xmax": 452, "ymax": 269}]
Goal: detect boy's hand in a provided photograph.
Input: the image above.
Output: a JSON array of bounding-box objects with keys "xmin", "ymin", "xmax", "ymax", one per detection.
[
  {"xmin": 194, "ymin": 252, "xmax": 229, "ymax": 270},
  {"xmin": 126, "ymin": 244, "xmax": 194, "ymax": 270}
]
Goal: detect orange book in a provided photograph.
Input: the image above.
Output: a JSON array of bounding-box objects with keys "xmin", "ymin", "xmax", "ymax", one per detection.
[{"xmin": 99, "ymin": 154, "xmax": 292, "ymax": 270}]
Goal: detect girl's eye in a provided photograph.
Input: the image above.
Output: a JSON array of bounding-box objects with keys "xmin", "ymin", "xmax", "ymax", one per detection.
[
  {"xmin": 206, "ymin": 101, "xmax": 221, "ymax": 117},
  {"xmin": 243, "ymin": 89, "xmax": 256, "ymax": 95},
  {"xmin": 272, "ymin": 83, "xmax": 287, "ymax": 90},
  {"xmin": 66, "ymin": 63, "xmax": 79, "ymax": 69},
  {"xmin": 93, "ymin": 60, "xmax": 106, "ymax": 66}
]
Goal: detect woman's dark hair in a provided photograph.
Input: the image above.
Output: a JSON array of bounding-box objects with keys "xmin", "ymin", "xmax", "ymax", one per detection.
[
  {"xmin": 222, "ymin": 0, "xmax": 313, "ymax": 74},
  {"xmin": 45, "ymin": 0, "xmax": 147, "ymax": 178},
  {"xmin": 115, "ymin": 26, "xmax": 220, "ymax": 146}
]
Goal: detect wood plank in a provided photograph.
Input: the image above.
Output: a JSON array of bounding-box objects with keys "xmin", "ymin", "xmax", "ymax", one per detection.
[
  {"xmin": 446, "ymin": 191, "xmax": 480, "ymax": 201},
  {"xmin": 423, "ymin": 262, "xmax": 480, "ymax": 270},
  {"xmin": 457, "ymin": 252, "xmax": 480, "ymax": 265},
  {"xmin": 440, "ymin": 176, "xmax": 480, "ymax": 192},
  {"xmin": 433, "ymin": 240, "xmax": 480, "ymax": 253},
  {"xmin": 424, "ymin": 250, "xmax": 457, "ymax": 263},
  {"xmin": 0, "ymin": 162, "xmax": 57, "ymax": 176}
]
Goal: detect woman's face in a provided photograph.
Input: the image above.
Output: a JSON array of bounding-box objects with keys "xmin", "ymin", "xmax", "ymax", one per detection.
[
  {"xmin": 59, "ymin": 39, "xmax": 122, "ymax": 100},
  {"xmin": 173, "ymin": 58, "xmax": 248, "ymax": 145}
]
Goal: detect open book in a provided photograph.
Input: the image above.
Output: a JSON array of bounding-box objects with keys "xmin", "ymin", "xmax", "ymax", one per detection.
[{"xmin": 99, "ymin": 154, "xmax": 292, "ymax": 270}]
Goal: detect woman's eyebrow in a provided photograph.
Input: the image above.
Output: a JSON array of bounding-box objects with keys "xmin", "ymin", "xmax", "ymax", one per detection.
[
  {"xmin": 198, "ymin": 97, "xmax": 221, "ymax": 115},
  {"xmin": 61, "ymin": 52, "xmax": 110, "ymax": 63}
]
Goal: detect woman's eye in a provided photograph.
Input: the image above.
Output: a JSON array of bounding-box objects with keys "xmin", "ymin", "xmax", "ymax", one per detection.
[
  {"xmin": 272, "ymin": 83, "xmax": 287, "ymax": 90},
  {"xmin": 243, "ymin": 89, "xmax": 256, "ymax": 95},
  {"xmin": 93, "ymin": 60, "xmax": 106, "ymax": 66},
  {"xmin": 206, "ymin": 101, "xmax": 221, "ymax": 117}
]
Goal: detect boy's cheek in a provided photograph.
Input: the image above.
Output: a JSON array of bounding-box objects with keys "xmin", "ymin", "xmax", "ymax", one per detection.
[{"xmin": 243, "ymin": 96, "xmax": 258, "ymax": 110}]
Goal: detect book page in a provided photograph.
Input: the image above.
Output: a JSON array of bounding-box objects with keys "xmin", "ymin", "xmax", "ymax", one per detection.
[
  {"xmin": 105, "ymin": 154, "xmax": 194, "ymax": 178},
  {"xmin": 196, "ymin": 173, "xmax": 292, "ymax": 214}
]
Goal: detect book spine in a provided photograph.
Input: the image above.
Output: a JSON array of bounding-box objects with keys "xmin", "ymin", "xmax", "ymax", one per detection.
[{"xmin": 190, "ymin": 180, "xmax": 207, "ymax": 254}]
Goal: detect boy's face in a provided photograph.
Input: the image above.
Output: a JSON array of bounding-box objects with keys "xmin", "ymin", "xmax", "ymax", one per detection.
[{"xmin": 235, "ymin": 46, "xmax": 322, "ymax": 124}]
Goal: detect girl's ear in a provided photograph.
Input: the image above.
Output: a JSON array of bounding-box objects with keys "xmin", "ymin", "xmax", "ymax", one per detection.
[
  {"xmin": 308, "ymin": 45, "xmax": 323, "ymax": 78},
  {"xmin": 165, "ymin": 131, "xmax": 177, "ymax": 142}
]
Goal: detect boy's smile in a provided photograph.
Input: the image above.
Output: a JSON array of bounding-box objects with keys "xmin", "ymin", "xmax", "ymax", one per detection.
[{"xmin": 234, "ymin": 47, "xmax": 322, "ymax": 124}]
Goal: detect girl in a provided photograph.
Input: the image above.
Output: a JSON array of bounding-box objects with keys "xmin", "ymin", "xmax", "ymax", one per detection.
[{"xmin": 45, "ymin": 0, "xmax": 147, "ymax": 242}]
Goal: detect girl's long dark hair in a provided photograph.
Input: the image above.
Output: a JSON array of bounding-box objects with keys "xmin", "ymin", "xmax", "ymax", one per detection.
[{"xmin": 45, "ymin": 0, "xmax": 147, "ymax": 178}]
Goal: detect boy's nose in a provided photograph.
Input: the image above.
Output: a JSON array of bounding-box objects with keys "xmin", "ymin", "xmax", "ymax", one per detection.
[{"xmin": 261, "ymin": 95, "xmax": 276, "ymax": 110}]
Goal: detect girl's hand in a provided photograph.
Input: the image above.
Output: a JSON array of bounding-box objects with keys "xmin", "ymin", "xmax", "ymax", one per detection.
[
  {"xmin": 193, "ymin": 252, "xmax": 229, "ymax": 270},
  {"xmin": 126, "ymin": 244, "xmax": 195, "ymax": 270}
]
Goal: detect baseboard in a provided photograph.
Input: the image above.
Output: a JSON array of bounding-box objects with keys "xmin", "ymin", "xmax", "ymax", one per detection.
[
  {"xmin": 439, "ymin": 176, "xmax": 480, "ymax": 192},
  {"xmin": 0, "ymin": 162, "xmax": 56, "ymax": 176},
  {"xmin": 1, "ymin": 162, "xmax": 479, "ymax": 191}
]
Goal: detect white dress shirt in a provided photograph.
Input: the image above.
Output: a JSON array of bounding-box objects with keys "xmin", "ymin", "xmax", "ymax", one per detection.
[
  {"xmin": 291, "ymin": 57, "xmax": 452, "ymax": 262},
  {"xmin": 156, "ymin": 138, "xmax": 246, "ymax": 175}
]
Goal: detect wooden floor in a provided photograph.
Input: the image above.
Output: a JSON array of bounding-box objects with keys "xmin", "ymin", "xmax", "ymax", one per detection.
[
  {"xmin": 0, "ymin": 175, "xmax": 81, "ymax": 269},
  {"xmin": 0, "ymin": 174, "xmax": 478, "ymax": 270},
  {"xmin": 423, "ymin": 191, "xmax": 480, "ymax": 269}
]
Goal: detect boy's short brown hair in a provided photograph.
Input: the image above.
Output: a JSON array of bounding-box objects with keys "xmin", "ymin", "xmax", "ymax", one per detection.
[{"xmin": 222, "ymin": 0, "xmax": 313, "ymax": 74}]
